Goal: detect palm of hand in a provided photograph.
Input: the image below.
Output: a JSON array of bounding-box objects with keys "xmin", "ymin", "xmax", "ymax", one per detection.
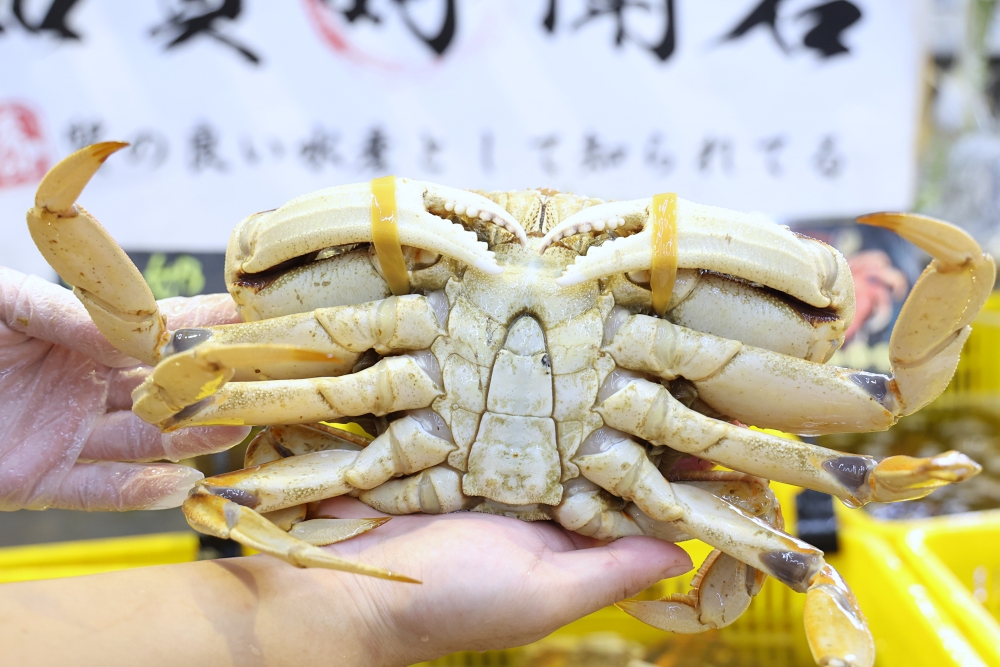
[{"xmin": 316, "ymin": 497, "xmax": 691, "ymax": 664}]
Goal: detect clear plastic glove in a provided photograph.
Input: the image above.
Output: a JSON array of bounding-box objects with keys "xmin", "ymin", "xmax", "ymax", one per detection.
[{"xmin": 0, "ymin": 267, "xmax": 251, "ymax": 511}]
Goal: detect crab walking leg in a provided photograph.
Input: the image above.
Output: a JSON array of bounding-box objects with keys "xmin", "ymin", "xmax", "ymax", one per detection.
[
  {"xmin": 570, "ymin": 427, "xmax": 685, "ymax": 522},
  {"xmin": 604, "ymin": 309, "xmax": 894, "ymax": 434},
  {"xmin": 345, "ymin": 409, "xmax": 457, "ymax": 489},
  {"xmin": 132, "ymin": 344, "xmax": 342, "ymax": 424},
  {"xmin": 161, "ymin": 293, "xmax": 446, "ymax": 383},
  {"xmin": 616, "ymin": 473, "xmax": 778, "ymax": 633},
  {"xmin": 194, "ymin": 411, "xmax": 452, "ymax": 545},
  {"xmin": 131, "ymin": 295, "xmax": 445, "ymax": 424},
  {"xmin": 551, "ymin": 478, "xmax": 647, "ymax": 541},
  {"xmin": 247, "ymin": 424, "xmax": 370, "ymax": 533},
  {"xmin": 359, "ymin": 465, "xmax": 472, "ymax": 514},
  {"xmin": 190, "ymin": 410, "xmax": 454, "ymax": 512},
  {"xmin": 26, "ymin": 142, "xmax": 166, "ymax": 365},
  {"xmin": 597, "ymin": 374, "xmax": 980, "ymax": 506},
  {"xmin": 158, "ymin": 351, "xmax": 443, "ymax": 429},
  {"xmin": 606, "ymin": 218, "xmax": 993, "ymax": 434},
  {"xmin": 182, "ymin": 493, "xmax": 414, "ymax": 581},
  {"xmin": 617, "ymin": 481, "xmax": 875, "ymax": 667},
  {"xmin": 245, "ymin": 424, "xmax": 372, "ymax": 467}
]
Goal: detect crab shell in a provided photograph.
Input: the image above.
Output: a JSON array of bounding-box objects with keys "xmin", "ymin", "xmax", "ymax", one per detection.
[{"xmin": 28, "ymin": 143, "xmax": 995, "ymax": 667}]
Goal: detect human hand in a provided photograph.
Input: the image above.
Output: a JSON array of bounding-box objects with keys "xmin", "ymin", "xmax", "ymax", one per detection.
[
  {"xmin": 0, "ymin": 495, "xmax": 691, "ymax": 667},
  {"xmin": 0, "ymin": 266, "xmax": 251, "ymax": 511},
  {"xmin": 308, "ymin": 497, "xmax": 693, "ymax": 666}
]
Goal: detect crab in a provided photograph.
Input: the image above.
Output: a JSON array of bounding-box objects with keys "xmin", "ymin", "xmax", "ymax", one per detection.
[{"xmin": 28, "ymin": 143, "xmax": 994, "ymax": 667}]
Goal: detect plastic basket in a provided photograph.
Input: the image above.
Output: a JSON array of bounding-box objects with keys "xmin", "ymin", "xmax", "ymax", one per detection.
[
  {"xmin": 416, "ymin": 483, "xmax": 988, "ymax": 667},
  {"xmin": 0, "ymin": 532, "xmax": 198, "ymax": 584},
  {"xmin": 839, "ymin": 506, "xmax": 1000, "ymax": 667},
  {"xmin": 938, "ymin": 291, "xmax": 1000, "ymax": 398}
]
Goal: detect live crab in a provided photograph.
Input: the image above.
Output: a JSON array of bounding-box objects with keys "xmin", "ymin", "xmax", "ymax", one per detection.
[{"xmin": 28, "ymin": 143, "xmax": 994, "ymax": 667}]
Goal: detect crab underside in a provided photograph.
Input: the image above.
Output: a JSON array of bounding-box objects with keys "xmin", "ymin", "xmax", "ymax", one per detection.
[{"xmin": 29, "ymin": 143, "xmax": 996, "ymax": 667}]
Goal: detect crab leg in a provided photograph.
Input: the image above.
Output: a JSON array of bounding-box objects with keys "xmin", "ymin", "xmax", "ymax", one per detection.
[
  {"xmin": 359, "ymin": 465, "xmax": 472, "ymax": 514},
  {"xmin": 612, "ymin": 270, "xmax": 850, "ymax": 363},
  {"xmin": 551, "ymin": 477, "xmax": 646, "ymax": 541},
  {"xmin": 183, "ymin": 493, "xmax": 413, "ymax": 581},
  {"xmin": 149, "ymin": 351, "xmax": 442, "ymax": 430},
  {"xmin": 169, "ymin": 293, "xmax": 444, "ymax": 378},
  {"xmin": 597, "ymin": 374, "xmax": 980, "ymax": 506},
  {"xmin": 27, "ymin": 144, "xmax": 500, "ymax": 368},
  {"xmin": 26, "ymin": 142, "xmax": 166, "ymax": 365},
  {"xmin": 603, "ymin": 309, "xmax": 894, "ymax": 435},
  {"xmin": 569, "ymin": 427, "xmax": 685, "ymax": 522},
  {"xmin": 186, "ymin": 410, "xmax": 456, "ymax": 562},
  {"xmin": 618, "ymin": 479, "xmax": 873, "ymax": 667},
  {"xmin": 193, "ymin": 410, "xmax": 452, "ymax": 511},
  {"xmin": 245, "ymin": 424, "xmax": 372, "ymax": 468},
  {"xmin": 615, "ymin": 473, "xmax": 777, "ymax": 632}
]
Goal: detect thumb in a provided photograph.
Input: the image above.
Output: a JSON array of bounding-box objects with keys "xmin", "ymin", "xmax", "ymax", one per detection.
[{"xmin": 553, "ymin": 536, "xmax": 693, "ymax": 613}]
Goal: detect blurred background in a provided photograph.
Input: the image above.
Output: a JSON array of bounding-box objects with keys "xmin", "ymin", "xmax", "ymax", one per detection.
[{"xmin": 3, "ymin": 1, "xmax": 1000, "ymax": 666}]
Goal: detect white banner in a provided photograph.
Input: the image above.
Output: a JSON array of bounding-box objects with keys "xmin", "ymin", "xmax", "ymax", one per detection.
[{"xmin": 0, "ymin": 0, "xmax": 923, "ymax": 280}]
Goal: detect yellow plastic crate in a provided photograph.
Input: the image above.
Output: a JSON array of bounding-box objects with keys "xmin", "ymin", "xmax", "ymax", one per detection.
[
  {"xmin": 0, "ymin": 532, "xmax": 198, "ymax": 584},
  {"xmin": 839, "ymin": 507, "xmax": 1000, "ymax": 667},
  {"xmin": 939, "ymin": 291, "xmax": 1000, "ymax": 398}
]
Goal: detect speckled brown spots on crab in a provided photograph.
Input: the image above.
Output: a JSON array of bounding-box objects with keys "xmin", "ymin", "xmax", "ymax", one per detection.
[
  {"xmin": 759, "ymin": 549, "xmax": 822, "ymax": 592},
  {"xmin": 200, "ymin": 485, "xmax": 260, "ymax": 508}
]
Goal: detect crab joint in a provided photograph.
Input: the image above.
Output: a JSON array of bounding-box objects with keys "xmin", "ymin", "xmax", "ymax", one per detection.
[
  {"xmin": 371, "ymin": 175, "xmax": 411, "ymax": 296},
  {"xmin": 650, "ymin": 192, "xmax": 678, "ymax": 316}
]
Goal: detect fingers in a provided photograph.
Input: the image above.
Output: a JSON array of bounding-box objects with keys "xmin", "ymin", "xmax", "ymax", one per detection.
[
  {"xmin": 106, "ymin": 365, "xmax": 150, "ymax": 409},
  {"xmin": 158, "ymin": 292, "xmax": 242, "ymax": 329},
  {"xmin": 48, "ymin": 461, "xmax": 204, "ymax": 511},
  {"xmin": 0, "ymin": 267, "xmax": 137, "ymax": 367},
  {"xmin": 0, "ymin": 345, "xmax": 108, "ymax": 510},
  {"xmin": 552, "ymin": 536, "xmax": 693, "ymax": 612},
  {"xmin": 80, "ymin": 410, "xmax": 251, "ymax": 462}
]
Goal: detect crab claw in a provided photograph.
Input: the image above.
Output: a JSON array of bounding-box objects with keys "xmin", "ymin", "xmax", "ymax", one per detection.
[
  {"xmin": 27, "ymin": 142, "xmax": 167, "ymax": 365},
  {"xmin": 858, "ymin": 212, "xmax": 995, "ymax": 415},
  {"xmin": 545, "ymin": 197, "xmax": 854, "ymax": 316},
  {"xmin": 231, "ymin": 178, "xmax": 526, "ymax": 284}
]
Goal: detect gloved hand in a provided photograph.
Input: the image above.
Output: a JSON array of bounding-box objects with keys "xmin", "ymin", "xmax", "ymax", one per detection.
[{"xmin": 0, "ymin": 267, "xmax": 251, "ymax": 511}]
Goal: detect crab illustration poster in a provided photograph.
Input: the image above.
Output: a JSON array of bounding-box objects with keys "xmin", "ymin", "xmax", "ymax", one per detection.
[{"xmin": 1, "ymin": 0, "xmax": 921, "ymax": 283}]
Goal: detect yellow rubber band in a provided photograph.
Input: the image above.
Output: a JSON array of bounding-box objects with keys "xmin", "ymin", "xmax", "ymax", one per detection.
[
  {"xmin": 370, "ymin": 175, "xmax": 410, "ymax": 296},
  {"xmin": 650, "ymin": 192, "xmax": 678, "ymax": 316}
]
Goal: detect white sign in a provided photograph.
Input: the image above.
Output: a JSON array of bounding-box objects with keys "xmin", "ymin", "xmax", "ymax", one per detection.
[{"xmin": 0, "ymin": 0, "xmax": 923, "ymax": 280}]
